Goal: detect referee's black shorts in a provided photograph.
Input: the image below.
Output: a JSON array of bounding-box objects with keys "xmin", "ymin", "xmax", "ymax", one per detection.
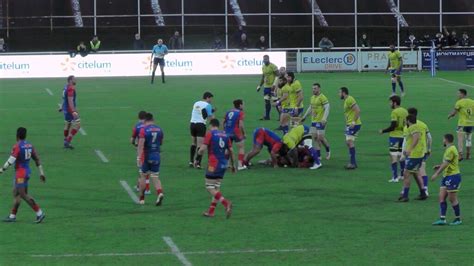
[
  {"xmin": 153, "ymin": 57, "xmax": 165, "ymax": 67},
  {"xmin": 190, "ymin": 123, "xmax": 206, "ymax": 137}
]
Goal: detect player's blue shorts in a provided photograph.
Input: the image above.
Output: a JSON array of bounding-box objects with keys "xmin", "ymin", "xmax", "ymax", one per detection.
[
  {"xmin": 457, "ymin": 126, "xmax": 473, "ymax": 134},
  {"xmin": 422, "ymin": 153, "xmax": 430, "ymax": 162},
  {"xmin": 296, "ymin": 108, "xmax": 304, "ymax": 116},
  {"xmin": 282, "ymin": 108, "xmax": 296, "ymax": 116},
  {"xmin": 141, "ymin": 153, "xmax": 161, "ymax": 173},
  {"xmin": 311, "ymin": 122, "xmax": 326, "ymax": 130},
  {"xmin": 206, "ymin": 165, "xmax": 227, "ymax": 179},
  {"xmin": 441, "ymin": 174, "xmax": 461, "ymax": 192},
  {"xmin": 345, "ymin": 125, "xmax": 361, "ymax": 136},
  {"xmin": 405, "ymin": 157, "xmax": 423, "ymax": 172},
  {"xmin": 64, "ymin": 112, "xmax": 75, "ymax": 122},
  {"xmin": 389, "ymin": 137, "xmax": 404, "ymax": 152},
  {"xmin": 390, "ymin": 68, "xmax": 402, "ymax": 76},
  {"xmin": 263, "ymin": 87, "xmax": 272, "ymax": 96}
]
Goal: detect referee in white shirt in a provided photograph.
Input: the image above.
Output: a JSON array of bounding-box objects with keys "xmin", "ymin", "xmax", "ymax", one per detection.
[{"xmin": 190, "ymin": 92, "xmax": 215, "ymax": 168}]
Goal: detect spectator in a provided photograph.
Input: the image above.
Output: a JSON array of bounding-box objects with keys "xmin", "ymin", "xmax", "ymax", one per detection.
[
  {"xmin": 0, "ymin": 38, "xmax": 7, "ymax": 52},
  {"xmin": 233, "ymin": 25, "xmax": 246, "ymax": 46},
  {"xmin": 443, "ymin": 27, "xmax": 459, "ymax": 47},
  {"xmin": 133, "ymin": 33, "xmax": 145, "ymax": 50},
  {"xmin": 460, "ymin": 32, "xmax": 471, "ymax": 47},
  {"xmin": 90, "ymin": 35, "xmax": 101, "ymax": 52},
  {"xmin": 212, "ymin": 37, "xmax": 223, "ymax": 50},
  {"xmin": 168, "ymin": 31, "xmax": 183, "ymax": 50},
  {"xmin": 434, "ymin": 32, "xmax": 447, "ymax": 49},
  {"xmin": 238, "ymin": 33, "xmax": 249, "ymax": 50},
  {"xmin": 358, "ymin": 33, "xmax": 371, "ymax": 48},
  {"xmin": 420, "ymin": 34, "xmax": 433, "ymax": 46},
  {"xmin": 404, "ymin": 34, "xmax": 419, "ymax": 50},
  {"xmin": 69, "ymin": 41, "xmax": 88, "ymax": 57},
  {"xmin": 255, "ymin": 35, "xmax": 268, "ymax": 50},
  {"xmin": 318, "ymin": 37, "xmax": 334, "ymax": 51}
]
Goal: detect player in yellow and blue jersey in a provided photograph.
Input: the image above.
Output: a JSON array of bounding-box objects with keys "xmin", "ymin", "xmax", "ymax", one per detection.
[
  {"xmin": 385, "ymin": 44, "xmax": 405, "ymax": 96},
  {"xmin": 340, "ymin": 87, "xmax": 361, "ymax": 170},
  {"xmin": 448, "ymin": 88, "xmax": 474, "ymax": 160},
  {"xmin": 431, "ymin": 134, "xmax": 462, "ymax": 226},
  {"xmin": 257, "ymin": 55, "xmax": 279, "ymax": 120}
]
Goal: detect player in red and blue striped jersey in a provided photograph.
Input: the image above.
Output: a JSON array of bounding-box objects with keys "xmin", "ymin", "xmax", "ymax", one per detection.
[
  {"xmin": 195, "ymin": 119, "xmax": 234, "ymax": 218},
  {"xmin": 244, "ymin": 128, "xmax": 288, "ymax": 168},
  {"xmin": 223, "ymin": 99, "xmax": 246, "ymax": 170},
  {"xmin": 0, "ymin": 127, "xmax": 46, "ymax": 223},
  {"xmin": 137, "ymin": 113, "xmax": 164, "ymax": 206},
  {"xmin": 59, "ymin": 75, "xmax": 81, "ymax": 149},
  {"xmin": 130, "ymin": 111, "xmax": 151, "ymax": 194}
]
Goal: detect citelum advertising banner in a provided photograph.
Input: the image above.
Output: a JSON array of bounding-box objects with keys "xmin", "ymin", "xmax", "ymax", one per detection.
[
  {"xmin": 300, "ymin": 52, "xmax": 357, "ymax": 71},
  {"xmin": 0, "ymin": 52, "xmax": 286, "ymax": 78},
  {"xmin": 360, "ymin": 50, "xmax": 418, "ymax": 70}
]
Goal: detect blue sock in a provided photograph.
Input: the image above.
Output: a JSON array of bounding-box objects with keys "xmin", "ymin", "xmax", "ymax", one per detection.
[
  {"xmin": 391, "ymin": 82, "xmax": 396, "ymax": 93},
  {"xmin": 399, "ymin": 161, "xmax": 405, "ymax": 176},
  {"xmin": 422, "ymin": 175, "xmax": 428, "ymax": 187},
  {"xmin": 440, "ymin": 202, "xmax": 447, "ymax": 217},
  {"xmin": 315, "ymin": 149, "xmax": 321, "ymax": 159},
  {"xmin": 264, "ymin": 100, "xmax": 271, "ymax": 119},
  {"xmin": 349, "ymin": 147, "xmax": 356, "ymax": 165},
  {"xmin": 452, "ymin": 204, "xmax": 461, "ymax": 218},
  {"xmin": 402, "ymin": 187, "xmax": 409, "ymax": 198},
  {"xmin": 398, "ymin": 81, "xmax": 404, "ymax": 92},
  {"xmin": 391, "ymin": 162, "xmax": 398, "ymax": 179},
  {"xmin": 310, "ymin": 148, "xmax": 321, "ymax": 165}
]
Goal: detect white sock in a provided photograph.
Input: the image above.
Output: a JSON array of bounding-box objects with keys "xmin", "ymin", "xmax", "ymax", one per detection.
[
  {"xmin": 9, "ymin": 214, "xmax": 16, "ymax": 219},
  {"xmin": 36, "ymin": 209, "xmax": 43, "ymax": 216}
]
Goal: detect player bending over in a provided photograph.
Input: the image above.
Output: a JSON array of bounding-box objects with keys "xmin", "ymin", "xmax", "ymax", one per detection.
[
  {"xmin": 431, "ymin": 134, "xmax": 462, "ymax": 226},
  {"xmin": 195, "ymin": 119, "xmax": 234, "ymax": 218},
  {"xmin": 340, "ymin": 87, "xmax": 362, "ymax": 170},
  {"xmin": 137, "ymin": 113, "xmax": 164, "ymax": 205},
  {"xmin": 244, "ymin": 128, "xmax": 289, "ymax": 168},
  {"xmin": 223, "ymin": 99, "xmax": 247, "ymax": 170},
  {"xmin": 0, "ymin": 127, "xmax": 46, "ymax": 223},
  {"xmin": 59, "ymin": 75, "xmax": 80, "ymax": 149},
  {"xmin": 150, "ymin": 39, "xmax": 168, "ymax": 84},
  {"xmin": 131, "ymin": 111, "xmax": 150, "ymax": 194},
  {"xmin": 448, "ymin": 88, "xmax": 473, "ymax": 160}
]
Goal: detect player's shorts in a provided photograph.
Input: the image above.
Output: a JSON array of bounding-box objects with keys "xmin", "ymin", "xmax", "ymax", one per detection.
[
  {"xmin": 13, "ymin": 167, "xmax": 30, "ymax": 188},
  {"xmin": 227, "ymin": 130, "xmax": 244, "ymax": 143},
  {"xmin": 311, "ymin": 122, "xmax": 326, "ymax": 131},
  {"xmin": 153, "ymin": 57, "xmax": 165, "ymax": 67},
  {"xmin": 389, "ymin": 137, "xmax": 404, "ymax": 153},
  {"xmin": 190, "ymin": 123, "xmax": 206, "ymax": 138},
  {"xmin": 441, "ymin": 174, "xmax": 461, "ymax": 192},
  {"xmin": 457, "ymin": 126, "xmax": 473, "ymax": 134},
  {"xmin": 345, "ymin": 125, "xmax": 361, "ymax": 136},
  {"xmin": 205, "ymin": 165, "xmax": 227, "ymax": 179},
  {"xmin": 64, "ymin": 112, "xmax": 79, "ymax": 123},
  {"xmin": 296, "ymin": 108, "xmax": 304, "ymax": 116},
  {"xmin": 390, "ymin": 68, "xmax": 402, "ymax": 76},
  {"xmin": 141, "ymin": 155, "xmax": 161, "ymax": 173},
  {"xmin": 405, "ymin": 157, "xmax": 423, "ymax": 172},
  {"xmin": 263, "ymin": 87, "xmax": 272, "ymax": 96},
  {"xmin": 282, "ymin": 108, "xmax": 295, "ymax": 116}
]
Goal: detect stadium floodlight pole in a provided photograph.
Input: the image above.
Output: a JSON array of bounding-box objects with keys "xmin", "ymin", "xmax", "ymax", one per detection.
[
  {"xmin": 150, "ymin": 0, "xmax": 165, "ymax": 26},
  {"xmin": 354, "ymin": 0, "xmax": 357, "ymax": 53},
  {"xmin": 311, "ymin": 0, "xmax": 315, "ymax": 51},
  {"xmin": 181, "ymin": 0, "xmax": 184, "ymax": 49},
  {"xmin": 439, "ymin": 0, "xmax": 442, "ymax": 32},
  {"xmin": 268, "ymin": 0, "xmax": 271, "ymax": 50},
  {"xmin": 225, "ymin": 0, "xmax": 228, "ymax": 50},
  {"xmin": 137, "ymin": 0, "xmax": 141, "ymax": 35},
  {"xmin": 93, "ymin": 0, "xmax": 97, "ymax": 35}
]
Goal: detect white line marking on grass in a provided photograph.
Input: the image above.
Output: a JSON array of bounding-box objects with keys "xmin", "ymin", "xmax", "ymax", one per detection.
[
  {"xmin": 45, "ymin": 88, "xmax": 53, "ymax": 96},
  {"xmin": 438, "ymin": 78, "xmax": 474, "ymax": 88},
  {"xmin": 119, "ymin": 180, "xmax": 139, "ymax": 204},
  {"xmin": 79, "ymin": 128, "xmax": 87, "ymax": 136},
  {"xmin": 163, "ymin": 236, "xmax": 193, "ymax": 266},
  {"xmin": 94, "ymin": 149, "xmax": 109, "ymax": 163},
  {"xmin": 30, "ymin": 248, "xmax": 311, "ymax": 258}
]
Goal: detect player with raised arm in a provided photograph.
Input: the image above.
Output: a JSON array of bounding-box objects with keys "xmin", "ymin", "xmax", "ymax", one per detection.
[
  {"xmin": 244, "ymin": 128, "xmax": 288, "ymax": 168},
  {"xmin": 190, "ymin": 92, "xmax": 215, "ymax": 168},
  {"xmin": 378, "ymin": 95, "xmax": 408, "ymax": 182},
  {"xmin": 431, "ymin": 134, "xmax": 462, "ymax": 226},
  {"xmin": 302, "ymin": 83, "xmax": 331, "ymax": 161},
  {"xmin": 223, "ymin": 99, "xmax": 247, "ymax": 170},
  {"xmin": 340, "ymin": 87, "xmax": 361, "ymax": 170},
  {"xmin": 137, "ymin": 113, "xmax": 164, "ymax": 205},
  {"xmin": 150, "ymin": 39, "xmax": 168, "ymax": 84},
  {"xmin": 386, "ymin": 44, "xmax": 405, "ymax": 96},
  {"xmin": 257, "ymin": 55, "xmax": 279, "ymax": 121},
  {"xmin": 195, "ymin": 119, "xmax": 234, "ymax": 218},
  {"xmin": 59, "ymin": 75, "xmax": 80, "ymax": 149},
  {"xmin": 131, "ymin": 111, "xmax": 150, "ymax": 194},
  {"xmin": 448, "ymin": 89, "xmax": 474, "ymax": 160},
  {"xmin": 0, "ymin": 127, "xmax": 46, "ymax": 223}
]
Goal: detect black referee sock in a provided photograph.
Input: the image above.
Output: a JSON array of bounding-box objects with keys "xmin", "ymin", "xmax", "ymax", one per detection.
[
  {"xmin": 190, "ymin": 145, "xmax": 197, "ymax": 163},
  {"xmin": 161, "ymin": 72, "xmax": 165, "ymax": 83},
  {"xmin": 151, "ymin": 72, "xmax": 155, "ymax": 83}
]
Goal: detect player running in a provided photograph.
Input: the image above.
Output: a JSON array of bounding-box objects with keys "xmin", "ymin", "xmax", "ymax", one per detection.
[
  {"xmin": 378, "ymin": 95, "xmax": 408, "ymax": 182},
  {"xmin": 431, "ymin": 134, "xmax": 462, "ymax": 226},
  {"xmin": 302, "ymin": 83, "xmax": 331, "ymax": 161},
  {"xmin": 257, "ymin": 55, "xmax": 278, "ymax": 120},
  {"xmin": 137, "ymin": 113, "xmax": 164, "ymax": 205},
  {"xmin": 386, "ymin": 44, "xmax": 405, "ymax": 96},
  {"xmin": 150, "ymin": 39, "xmax": 169, "ymax": 84},
  {"xmin": 223, "ymin": 99, "xmax": 247, "ymax": 170},
  {"xmin": 131, "ymin": 111, "xmax": 151, "ymax": 194},
  {"xmin": 244, "ymin": 128, "xmax": 288, "ymax": 168},
  {"xmin": 189, "ymin": 92, "xmax": 215, "ymax": 168},
  {"xmin": 195, "ymin": 119, "xmax": 234, "ymax": 218},
  {"xmin": 340, "ymin": 87, "xmax": 361, "ymax": 170},
  {"xmin": 0, "ymin": 127, "xmax": 46, "ymax": 223},
  {"xmin": 448, "ymin": 88, "xmax": 474, "ymax": 160},
  {"xmin": 398, "ymin": 115, "xmax": 428, "ymax": 202},
  {"xmin": 59, "ymin": 75, "xmax": 80, "ymax": 149}
]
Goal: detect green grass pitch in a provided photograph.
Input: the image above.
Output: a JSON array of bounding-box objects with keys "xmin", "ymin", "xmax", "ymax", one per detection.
[{"xmin": 0, "ymin": 71, "xmax": 472, "ymax": 265}]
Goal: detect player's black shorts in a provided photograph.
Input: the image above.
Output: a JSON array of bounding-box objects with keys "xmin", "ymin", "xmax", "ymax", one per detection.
[
  {"xmin": 153, "ymin": 58, "xmax": 165, "ymax": 67},
  {"xmin": 190, "ymin": 123, "xmax": 206, "ymax": 137}
]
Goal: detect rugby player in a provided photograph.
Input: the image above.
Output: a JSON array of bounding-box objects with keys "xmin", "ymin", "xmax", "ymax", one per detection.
[
  {"xmin": 0, "ymin": 127, "xmax": 46, "ymax": 223},
  {"xmin": 286, "ymin": 72, "xmax": 304, "ymax": 117},
  {"xmin": 59, "ymin": 75, "xmax": 80, "ymax": 149},
  {"xmin": 137, "ymin": 113, "xmax": 164, "ymax": 205},
  {"xmin": 223, "ymin": 99, "xmax": 246, "ymax": 170},
  {"xmin": 431, "ymin": 134, "xmax": 462, "ymax": 226},
  {"xmin": 150, "ymin": 39, "xmax": 168, "ymax": 84},
  {"xmin": 131, "ymin": 111, "xmax": 150, "ymax": 194},
  {"xmin": 448, "ymin": 88, "xmax": 474, "ymax": 160},
  {"xmin": 190, "ymin": 92, "xmax": 215, "ymax": 168},
  {"xmin": 195, "ymin": 119, "xmax": 234, "ymax": 218},
  {"xmin": 274, "ymin": 76, "xmax": 292, "ymax": 134},
  {"xmin": 244, "ymin": 128, "xmax": 288, "ymax": 168},
  {"xmin": 282, "ymin": 124, "xmax": 321, "ymax": 169},
  {"xmin": 385, "ymin": 44, "xmax": 405, "ymax": 96},
  {"xmin": 340, "ymin": 87, "xmax": 361, "ymax": 170},
  {"xmin": 256, "ymin": 55, "xmax": 278, "ymax": 120},
  {"xmin": 271, "ymin": 67, "xmax": 287, "ymax": 119}
]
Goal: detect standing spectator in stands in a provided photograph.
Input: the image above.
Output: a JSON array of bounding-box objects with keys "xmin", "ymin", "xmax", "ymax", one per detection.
[
  {"xmin": 319, "ymin": 37, "xmax": 334, "ymax": 51},
  {"xmin": 434, "ymin": 32, "xmax": 447, "ymax": 49},
  {"xmin": 421, "ymin": 34, "xmax": 433, "ymax": 46},
  {"xmin": 212, "ymin": 37, "xmax": 223, "ymax": 50},
  {"xmin": 169, "ymin": 31, "xmax": 183, "ymax": 50},
  {"xmin": 404, "ymin": 34, "xmax": 419, "ymax": 50},
  {"xmin": 460, "ymin": 32, "xmax": 471, "ymax": 47},
  {"xmin": 358, "ymin": 33, "xmax": 371, "ymax": 48},
  {"xmin": 443, "ymin": 27, "xmax": 459, "ymax": 47},
  {"xmin": 255, "ymin": 35, "xmax": 268, "ymax": 50},
  {"xmin": 90, "ymin": 35, "xmax": 101, "ymax": 53},
  {"xmin": 238, "ymin": 33, "xmax": 249, "ymax": 50},
  {"xmin": 133, "ymin": 33, "xmax": 145, "ymax": 50},
  {"xmin": 0, "ymin": 38, "xmax": 7, "ymax": 52}
]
